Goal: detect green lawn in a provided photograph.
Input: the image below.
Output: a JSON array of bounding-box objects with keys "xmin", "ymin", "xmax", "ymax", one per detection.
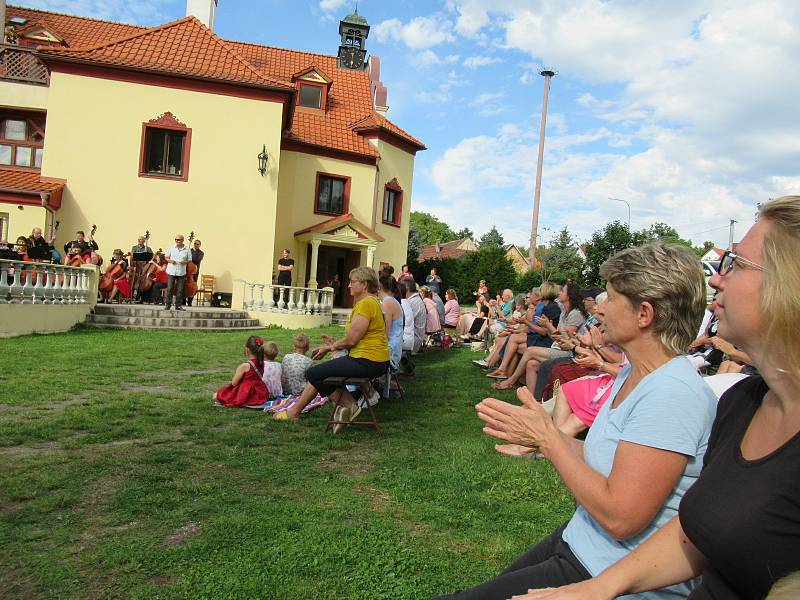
[{"xmin": 0, "ymin": 326, "xmax": 574, "ymax": 599}]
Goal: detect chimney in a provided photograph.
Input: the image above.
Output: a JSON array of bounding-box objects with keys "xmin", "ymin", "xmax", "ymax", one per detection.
[
  {"xmin": 186, "ymin": 0, "xmax": 217, "ymax": 30},
  {"xmin": 0, "ymin": 0, "xmax": 6, "ymax": 44},
  {"xmin": 435, "ymin": 240, "xmax": 442, "ymax": 253}
]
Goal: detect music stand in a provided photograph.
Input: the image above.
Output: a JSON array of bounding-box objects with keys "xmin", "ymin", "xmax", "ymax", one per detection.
[
  {"xmin": 131, "ymin": 251, "xmax": 154, "ymax": 303},
  {"xmin": 28, "ymin": 245, "xmax": 53, "ymax": 262}
]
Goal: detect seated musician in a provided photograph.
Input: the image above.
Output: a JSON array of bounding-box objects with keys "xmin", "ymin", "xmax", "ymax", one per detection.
[
  {"xmin": 64, "ymin": 230, "xmax": 99, "ymax": 263},
  {"xmin": 142, "ymin": 252, "xmax": 168, "ymax": 304},
  {"xmin": 102, "ymin": 249, "xmax": 131, "ymax": 303},
  {"xmin": 13, "ymin": 236, "xmax": 31, "ymax": 262}
]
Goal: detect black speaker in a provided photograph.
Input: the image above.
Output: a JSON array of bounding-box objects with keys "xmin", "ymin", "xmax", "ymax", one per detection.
[{"xmin": 211, "ymin": 292, "xmax": 232, "ymax": 308}]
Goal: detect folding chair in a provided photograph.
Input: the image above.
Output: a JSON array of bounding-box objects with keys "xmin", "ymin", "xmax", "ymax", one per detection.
[
  {"xmin": 195, "ymin": 274, "xmax": 215, "ymax": 306},
  {"xmin": 322, "ymin": 376, "xmax": 381, "ymax": 434}
]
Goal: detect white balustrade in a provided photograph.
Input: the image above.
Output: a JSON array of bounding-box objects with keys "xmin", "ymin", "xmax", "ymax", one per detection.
[
  {"xmin": 8, "ymin": 263, "xmax": 21, "ymax": 304},
  {"xmin": 238, "ymin": 280, "xmax": 338, "ymax": 319},
  {"xmin": 0, "ymin": 262, "xmax": 9, "ymax": 304},
  {"xmin": 0, "ymin": 260, "xmax": 96, "ymax": 306}
]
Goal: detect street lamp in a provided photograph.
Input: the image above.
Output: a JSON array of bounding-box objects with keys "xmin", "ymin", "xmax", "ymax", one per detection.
[
  {"xmin": 528, "ymin": 68, "xmax": 557, "ymax": 267},
  {"xmin": 608, "ymin": 197, "xmax": 631, "ymax": 231}
]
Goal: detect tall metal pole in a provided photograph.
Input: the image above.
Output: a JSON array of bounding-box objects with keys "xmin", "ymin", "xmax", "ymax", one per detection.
[
  {"xmin": 728, "ymin": 219, "xmax": 737, "ymax": 250},
  {"xmin": 608, "ymin": 197, "xmax": 631, "ymax": 231},
  {"xmin": 529, "ymin": 68, "xmax": 556, "ymax": 267}
]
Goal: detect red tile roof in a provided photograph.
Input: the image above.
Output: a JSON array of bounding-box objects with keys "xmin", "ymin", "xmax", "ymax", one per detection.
[
  {"xmin": 418, "ymin": 238, "xmax": 477, "ymax": 262},
  {"xmin": 0, "ymin": 166, "xmax": 66, "ymax": 209},
  {"xmin": 38, "ymin": 16, "xmax": 292, "ymax": 91},
  {"xmin": 6, "ymin": 5, "xmax": 424, "ymax": 159},
  {"xmin": 7, "ymin": 6, "xmax": 143, "ymax": 48}
]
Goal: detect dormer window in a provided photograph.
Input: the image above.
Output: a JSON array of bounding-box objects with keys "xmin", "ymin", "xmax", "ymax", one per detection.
[
  {"xmin": 292, "ymin": 67, "xmax": 332, "ymax": 113},
  {"xmin": 299, "ymin": 83, "xmax": 324, "ymax": 109}
]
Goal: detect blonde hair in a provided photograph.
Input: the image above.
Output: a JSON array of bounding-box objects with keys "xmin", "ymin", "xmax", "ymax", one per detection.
[
  {"xmin": 418, "ymin": 285, "xmax": 430, "ymax": 298},
  {"xmin": 293, "ymin": 332, "xmax": 310, "ymax": 353},
  {"xmin": 349, "ymin": 266, "xmax": 379, "ymax": 294},
  {"xmin": 767, "ymin": 572, "xmax": 800, "ymax": 600},
  {"xmin": 539, "ymin": 281, "xmax": 560, "ymax": 301},
  {"xmin": 600, "ymin": 242, "xmax": 705, "ymax": 355},
  {"xmin": 759, "ymin": 195, "xmax": 800, "ymax": 379},
  {"xmin": 263, "ymin": 341, "xmax": 279, "ymax": 361}
]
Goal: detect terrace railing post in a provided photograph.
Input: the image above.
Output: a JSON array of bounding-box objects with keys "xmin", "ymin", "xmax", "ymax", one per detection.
[
  {"xmin": 0, "ymin": 261, "xmax": 9, "ymax": 303},
  {"xmin": 8, "ymin": 262, "xmax": 21, "ymax": 304}
]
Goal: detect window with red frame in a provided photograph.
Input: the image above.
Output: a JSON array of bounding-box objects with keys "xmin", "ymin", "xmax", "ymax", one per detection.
[
  {"xmin": 0, "ymin": 116, "xmax": 44, "ymax": 169},
  {"xmin": 316, "ymin": 173, "xmax": 349, "ymax": 215},
  {"xmin": 382, "ymin": 181, "xmax": 403, "ymax": 226},
  {"xmin": 142, "ymin": 128, "xmax": 187, "ymax": 177}
]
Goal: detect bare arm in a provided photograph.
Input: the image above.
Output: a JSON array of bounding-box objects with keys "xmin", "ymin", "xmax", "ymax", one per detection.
[
  {"xmin": 478, "ymin": 389, "xmax": 690, "ymax": 540},
  {"xmin": 230, "ymin": 362, "xmax": 250, "ymax": 386}
]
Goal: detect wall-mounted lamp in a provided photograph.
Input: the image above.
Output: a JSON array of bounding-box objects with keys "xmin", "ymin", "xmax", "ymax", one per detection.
[{"xmin": 257, "ymin": 145, "xmax": 268, "ymax": 176}]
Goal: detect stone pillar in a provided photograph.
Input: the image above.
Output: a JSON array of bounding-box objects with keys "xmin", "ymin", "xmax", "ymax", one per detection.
[
  {"xmin": 366, "ymin": 245, "xmax": 376, "ymax": 268},
  {"xmin": 307, "ymin": 239, "xmax": 321, "ymax": 289}
]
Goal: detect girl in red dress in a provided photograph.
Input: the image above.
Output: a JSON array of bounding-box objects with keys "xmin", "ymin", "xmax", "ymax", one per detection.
[{"xmin": 213, "ymin": 336, "xmax": 269, "ymax": 407}]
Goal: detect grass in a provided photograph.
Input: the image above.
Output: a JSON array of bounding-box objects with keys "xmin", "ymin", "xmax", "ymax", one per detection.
[{"xmin": 0, "ymin": 326, "xmax": 574, "ymax": 599}]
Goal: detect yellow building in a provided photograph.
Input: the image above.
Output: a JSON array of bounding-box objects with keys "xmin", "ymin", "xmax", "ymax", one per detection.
[{"xmin": 0, "ymin": 3, "xmax": 424, "ymax": 307}]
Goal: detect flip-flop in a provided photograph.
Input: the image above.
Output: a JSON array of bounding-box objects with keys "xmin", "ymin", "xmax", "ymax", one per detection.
[
  {"xmin": 273, "ymin": 411, "xmax": 299, "ymax": 421},
  {"xmin": 486, "ymin": 372, "xmax": 507, "ymax": 379},
  {"xmin": 491, "ymin": 381, "xmax": 517, "ymax": 390}
]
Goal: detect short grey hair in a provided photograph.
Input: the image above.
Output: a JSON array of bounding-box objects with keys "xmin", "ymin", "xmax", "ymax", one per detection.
[{"xmin": 600, "ymin": 242, "xmax": 705, "ymax": 354}]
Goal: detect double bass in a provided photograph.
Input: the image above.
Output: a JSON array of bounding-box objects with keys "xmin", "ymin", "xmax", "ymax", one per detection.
[
  {"xmin": 183, "ymin": 231, "xmax": 198, "ymax": 301},
  {"xmin": 84, "ymin": 224, "xmax": 103, "ymax": 266}
]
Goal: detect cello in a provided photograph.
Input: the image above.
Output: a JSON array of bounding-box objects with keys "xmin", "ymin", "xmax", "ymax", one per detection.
[
  {"xmin": 183, "ymin": 231, "xmax": 198, "ymax": 301},
  {"xmin": 137, "ymin": 247, "xmax": 163, "ymax": 297},
  {"xmin": 86, "ymin": 224, "xmax": 103, "ymax": 266},
  {"xmin": 98, "ymin": 251, "xmax": 130, "ymax": 302}
]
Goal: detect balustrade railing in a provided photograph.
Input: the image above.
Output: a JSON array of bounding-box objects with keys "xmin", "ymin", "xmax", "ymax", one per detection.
[
  {"xmin": 0, "ymin": 260, "xmax": 93, "ymax": 305},
  {"xmin": 239, "ymin": 282, "xmax": 334, "ymax": 316},
  {"xmin": 0, "ymin": 45, "xmax": 49, "ymax": 85}
]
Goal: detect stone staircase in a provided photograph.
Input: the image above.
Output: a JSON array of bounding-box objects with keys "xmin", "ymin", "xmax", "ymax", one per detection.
[
  {"xmin": 331, "ymin": 308, "xmax": 350, "ymax": 327},
  {"xmin": 86, "ymin": 304, "xmax": 263, "ymax": 331}
]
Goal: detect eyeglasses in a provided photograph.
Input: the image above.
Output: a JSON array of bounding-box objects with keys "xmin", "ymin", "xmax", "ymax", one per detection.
[
  {"xmin": 175, "ymin": 238, "xmax": 183, "ymax": 242},
  {"xmin": 719, "ymin": 250, "xmax": 765, "ymax": 275}
]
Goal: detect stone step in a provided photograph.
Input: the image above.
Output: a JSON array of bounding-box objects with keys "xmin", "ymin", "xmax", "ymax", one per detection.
[
  {"xmin": 86, "ymin": 322, "xmax": 264, "ymax": 332},
  {"xmin": 87, "ymin": 314, "xmax": 261, "ymax": 329},
  {"xmin": 92, "ymin": 304, "xmax": 250, "ymax": 320}
]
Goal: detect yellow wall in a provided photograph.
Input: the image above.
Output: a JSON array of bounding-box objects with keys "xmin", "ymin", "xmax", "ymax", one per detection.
[
  {"xmin": 0, "ymin": 80, "xmax": 49, "ymax": 111},
  {"xmin": 41, "ymin": 71, "xmax": 284, "ymax": 295},
  {"xmin": 372, "ymin": 139, "xmax": 415, "ymax": 270},
  {"xmin": 274, "ymin": 150, "xmax": 377, "ymax": 283},
  {"xmin": 273, "ymin": 142, "xmax": 415, "ymax": 284},
  {"xmin": 1, "ymin": 203, "xmax": 48, "ymax": 243}
]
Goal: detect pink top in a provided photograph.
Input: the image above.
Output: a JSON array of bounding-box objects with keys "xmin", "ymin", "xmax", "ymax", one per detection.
[
  {"xmin": 423, "ymin": 297, "xmax": 441, "ymax": 333},
  {"xmin": 444, "ymin": 299, "xmax": 461, "ymax": 327}
]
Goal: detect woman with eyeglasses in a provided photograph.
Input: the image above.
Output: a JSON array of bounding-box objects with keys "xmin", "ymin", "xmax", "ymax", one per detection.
[{"xmin": 517, "ymin": 196, "xmax": 800, "ymax": 600}]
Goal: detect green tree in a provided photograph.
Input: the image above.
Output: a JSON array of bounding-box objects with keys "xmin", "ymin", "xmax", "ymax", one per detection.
[
  {"xmin": 454, "ymin": 227, "xmax": 474, "ymax": 240},
  {"xmin": 409, "ymin": 212, "xmax": 456, "ymax": 246},
  {"xmin": 406, "ymin": 222, "xmax": 422, "ymax": 264},
  {"xmin": 478, "ymin": 226, "xmax": 505, "ymax": 248},
  {"xmin": 583, "ymin": 221, "xmax": 633, "ymax": 286}
]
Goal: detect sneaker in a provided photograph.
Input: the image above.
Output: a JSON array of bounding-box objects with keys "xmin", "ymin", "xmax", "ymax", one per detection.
[
  {"xmin": 472, "ymin": 359, "xmax": 489, "ymax": 368},
  {"xmin": 164, "ymin": 304, "xmax": 172, "ymax": 310},
  {"xmin": 332, "ymin": 405, "xmax": 350, "ymax": 434},
  {"xmin": 175, "ymin": 307, "xmax": 185, "ymax": 311},
  {"xmin": 363, "ymin": 388, "xmax": 380, "ymax": 407}
]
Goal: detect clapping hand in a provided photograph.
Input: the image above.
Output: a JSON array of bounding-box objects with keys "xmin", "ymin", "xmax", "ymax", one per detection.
[
  {"xmin": 311, "ymin": 346, "xmax": 330, "ymax": 360},
  {"xmin": 573, "ymin": 349, "xmax": 602, "ymax": 369},
  {"xmin": 476, "ymin": 387, "xmax": 558, "ymax": 452}
]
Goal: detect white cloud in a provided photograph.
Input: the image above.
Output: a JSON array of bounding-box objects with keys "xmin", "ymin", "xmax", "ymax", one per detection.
[
  {"xmin": 463, "ymin": 55, "xmax": 500, "ymax": 69},
  {"xmin": 21, "ymin": 0, "xmax": 168, "ymax": 24},
  {"xmin": 418, "ymin": 0, "xmax": 800, "ymax": 248},
  {"xmin": 373, "ymin": 15, "xmax": 455, "ymax": 50},
  {"xmin": 319, "ymin": 0, "xmax": 351, "ymax": 11}
]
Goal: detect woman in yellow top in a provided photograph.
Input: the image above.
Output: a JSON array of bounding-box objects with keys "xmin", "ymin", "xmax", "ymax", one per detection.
[{"xmin": 275, "ymin": 266, "xmax": 390, "ymax": 424}]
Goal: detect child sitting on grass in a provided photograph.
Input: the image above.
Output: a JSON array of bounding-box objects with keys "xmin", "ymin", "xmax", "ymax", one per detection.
[
  {"xmin": 213, "ymin": 336, "xmax": 269, "ymax": 407},
  {"xmin": 261, "ymin": 341, "xmax": 283, "ymax": 399},
  {"xmin": 281, "ymin": 333, "xmax": 313, "ymax": 396}
]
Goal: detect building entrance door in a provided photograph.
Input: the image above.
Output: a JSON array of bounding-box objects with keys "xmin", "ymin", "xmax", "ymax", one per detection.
[{"xmin": 305, "ymin": 245, "xmax": 361, "ymax": 308}]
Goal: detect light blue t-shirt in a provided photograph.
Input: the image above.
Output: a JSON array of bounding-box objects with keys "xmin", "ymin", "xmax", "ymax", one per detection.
[{"xmin": 562, "ymin": 356, "xmax": 717, "ymax": 600}]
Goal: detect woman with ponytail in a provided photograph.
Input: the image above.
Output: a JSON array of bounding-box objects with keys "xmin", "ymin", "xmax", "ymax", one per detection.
[{"xmin": 213, "ymin": 336, "xmax": 269, "ymax": 407}]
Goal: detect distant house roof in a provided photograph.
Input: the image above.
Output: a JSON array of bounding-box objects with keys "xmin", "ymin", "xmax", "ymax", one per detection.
[
  {"xmin": 7, "ymin": 5, "xmax": 425, "ymax": 162},
  {"xmin": 418, "ymin": 237, "xmax": 478, "ymax": 262}
]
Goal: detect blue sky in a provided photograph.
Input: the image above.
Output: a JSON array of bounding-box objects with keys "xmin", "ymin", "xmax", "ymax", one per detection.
[{"xmin": 22, "ymin": 0, "xmax": 800, "ymax": 248}]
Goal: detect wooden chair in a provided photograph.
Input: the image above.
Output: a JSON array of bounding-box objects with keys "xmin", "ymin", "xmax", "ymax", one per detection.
[
  {"xmin": 322, "ymin": 376, "xmax": 382, "ymax": 434},
  {"xmin": 195, "ymin": 274, "xmax": 215, "ymax": 306}
]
